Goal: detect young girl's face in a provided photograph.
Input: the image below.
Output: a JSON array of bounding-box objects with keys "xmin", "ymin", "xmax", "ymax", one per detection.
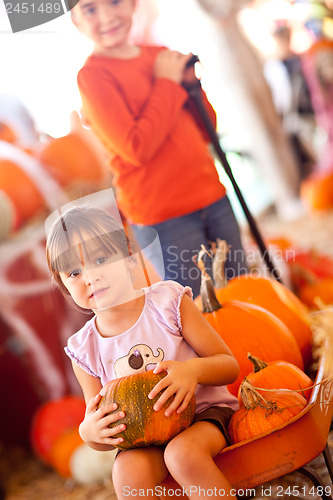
[
  {"xmin": 59, "ymin": 232, "xmax": 135, "ymax": 311},
  {"xmin": 72, "ymin": 0, "xmax": 136, "ymax": 56}
]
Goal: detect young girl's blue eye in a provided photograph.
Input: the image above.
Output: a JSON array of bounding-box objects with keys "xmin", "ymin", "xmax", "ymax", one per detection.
[{"xmin": 96, "ymin": 256, "xmax": 107, "ymax": 265}]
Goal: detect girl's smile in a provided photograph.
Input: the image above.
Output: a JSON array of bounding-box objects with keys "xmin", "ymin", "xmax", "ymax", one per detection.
[{"xmin": 72, "ymin": 0, "xmax": 137, "ymax": 58}]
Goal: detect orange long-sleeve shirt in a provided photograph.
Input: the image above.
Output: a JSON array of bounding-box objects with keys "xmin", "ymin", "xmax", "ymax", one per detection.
[{"xmin": 78, "ymin": 45, "xmax": 226, "ymax": 225}]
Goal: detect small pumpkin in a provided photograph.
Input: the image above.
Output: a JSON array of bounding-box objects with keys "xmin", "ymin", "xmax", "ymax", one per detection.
[
  {"xmin": 30, "ymin": 396, "xmax": 86, "ymax": 464},
  {"xmin": 228, "ymin": 379, "xmax": 307, "ymax": 444},
  {"xmin": 237, "ymin": 353, "xmax": 313, "ymax": 403},
  {"xmin": 98, "ymin": 370, "xmax": 196, "ymax": 450},
  {"xmin": 49, "ymin": 427, "xmax": 84, "ymax": 478},
  {"xmin": 70, "ymin": 444, "xmax": 117, "ymax": 485}
]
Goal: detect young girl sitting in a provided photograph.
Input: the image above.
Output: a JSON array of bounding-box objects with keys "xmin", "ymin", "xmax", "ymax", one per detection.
[{"xmin": 46, "ymin": 205, "xmax": 239, "ymax": 500}]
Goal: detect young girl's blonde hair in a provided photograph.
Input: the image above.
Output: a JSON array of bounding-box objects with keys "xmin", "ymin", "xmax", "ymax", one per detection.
[{"xmin": 46, "ymin": 205, "xmax": 135, "ymax": 296}]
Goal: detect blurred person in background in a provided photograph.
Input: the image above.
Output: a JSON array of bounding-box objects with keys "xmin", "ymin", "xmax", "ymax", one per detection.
[
  {"xmin": 302, "ymin": 38, "xmax": 333, "ymax": 172},
  {"xmin": 264, "ymin": 24, "xmax": 316, "ymax": 184}
]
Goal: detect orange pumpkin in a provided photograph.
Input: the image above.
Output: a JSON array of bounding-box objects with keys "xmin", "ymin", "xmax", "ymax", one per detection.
[
  {"xmin": 300, "ymin": 170, "xmax": 333, "ymax": 212},
  {"xmin": 98, "ymin": 371, "xmax": 196, "ymax": 450},
  {"xmin": 0, "ymin": 159, "xmax": 45, "ymax": 222},
  {"xmin": 199, "ymin": 270, "xmax": 304, "ymax": 396},
  {"xmin": 298, "ymin": 278, "xmax": 333, "ymax": 310},
  {"xmin": 38, "ymin": 132, "xmax": 106, "ymax": 187},
  {"xmin": 237, "ymin": 354, "xmax": 313, "ymax": 403},
  {"xmin": 228, "ymin": 380, "xmax": 307, "ymax": 444},
  {"xmin": 215, "ymin": 275, "xmax": 313, "ymax": 368},
  {"xmin": 195, "ymin": 241, "xmax": 312, "ymax": 368},
  {"xmin": 30, "ymin": 396, "xmax": 85, "ymax": 464},
  {"xmin": 49, "ymin": 427, "xmax": 83, "ymax": 478}
]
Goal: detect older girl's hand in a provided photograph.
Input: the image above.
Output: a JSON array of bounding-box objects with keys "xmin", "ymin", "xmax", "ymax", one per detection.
[
  {"xmin": 79, "ymin": 393, "xmax": 126, "ymax": 448},
  {"xmin": 148, "ymin": 360, "xmax": 197, "ymax": 417},
  {"xmin": 154, "ymin": 50, "xmax": 194, "ymax": 84}
]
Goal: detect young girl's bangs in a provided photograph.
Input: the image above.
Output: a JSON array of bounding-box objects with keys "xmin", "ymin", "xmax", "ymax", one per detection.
[
  {"xmin": 46, "ymin": 206, "xmax": 134, "ymax": 297},
  {"xmin": 50, "ymin": 226, "xmax": 125, "ymax": 273}
]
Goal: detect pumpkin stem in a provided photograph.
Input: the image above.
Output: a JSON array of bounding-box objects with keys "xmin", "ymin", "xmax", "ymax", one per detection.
[
  {"xmin": 200, "ymin": 269, "xmax": 222, "ymax": 313},
  {"xmin": 240, "ymin": 378, "xmax": 269, "ymax": 410},
  {"xmin": 247, "ymin": 353, "xmax": 268, "ymax": 373},
  {"xmin": 241, "ymin": 379, "xmax": 288, "ymax": 416},
  {"xmin": 194, "ymin": 246, "xmax": 222, "ymax": 313},
  {"xmin": 212, "ymin": 239, "xmax": 229, "ymax": 289}
]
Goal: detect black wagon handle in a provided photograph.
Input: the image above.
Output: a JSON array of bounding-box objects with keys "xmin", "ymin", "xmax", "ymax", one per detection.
[{"xmin": 187, "ymin": 84, "xmax": 282, "ymax": 283}]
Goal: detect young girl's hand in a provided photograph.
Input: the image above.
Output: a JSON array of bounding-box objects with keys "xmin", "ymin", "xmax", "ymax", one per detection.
[
  {"xmin": 154, "ymin": 50, "xmax": 195, "ymax": 84},
  {"xmin": 79, "ymin": 393, "xmax": 126, "ymax": 448},
  {"xmin": 148, "ymin": 360, "xmax": 197, "ymax": 417}
]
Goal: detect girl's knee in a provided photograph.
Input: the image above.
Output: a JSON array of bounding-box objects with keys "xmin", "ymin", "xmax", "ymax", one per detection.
[
  {"xmin": 164, "ymin": 423, "xmax": 227, "ymax": 478},
  {"xmin": 112, "ymin": 450, "xmax": 145, "ymax": 489},
  {"xmin": 112, "ymin": 452, "xmax": 131, "ymax": 488},
  {"xmin": 164, "ymin": 433, "xmax": 200, "ymax": 474},
  {"xmin": 112, "ymin": 447, "xmax": 167, "ymax": 494}
]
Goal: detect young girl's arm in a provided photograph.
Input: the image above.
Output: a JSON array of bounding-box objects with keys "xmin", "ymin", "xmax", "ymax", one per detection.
[
  {"xmin": 72, "ymin": 361, "xmax": 126, "ymax": 451},
  {"xmin": 148, "ymin": 294, "xmax": 239, "ymax": 416}
]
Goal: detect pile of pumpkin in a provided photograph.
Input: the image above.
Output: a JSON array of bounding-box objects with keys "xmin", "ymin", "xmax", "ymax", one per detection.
[
  {"xmin": 267, "ymin": 237, "xmax": 333, "ymax": 310},
  {"xmin": 30, "ymin": 395, "xmax": 117, "ymax": 483},
  {"xmin": 0, "ymin": 112, "xmax": 108, "ymax": 241},
  {"xmin": 96, "ymin": 356, "xmax": 312, "ymax": 450},
  {"xmin": 194, "ymin": 240, "xmax": 315, "ymax": 444}
]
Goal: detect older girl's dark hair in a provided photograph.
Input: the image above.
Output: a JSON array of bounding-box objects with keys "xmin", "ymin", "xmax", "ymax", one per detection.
[
  {"xmin": 46, "ymin": 205, "xmax": 135, "ymax": 296},
  {"xmin": 66, "ymin": 0, "xmax": 79, "ymax": 12}
]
